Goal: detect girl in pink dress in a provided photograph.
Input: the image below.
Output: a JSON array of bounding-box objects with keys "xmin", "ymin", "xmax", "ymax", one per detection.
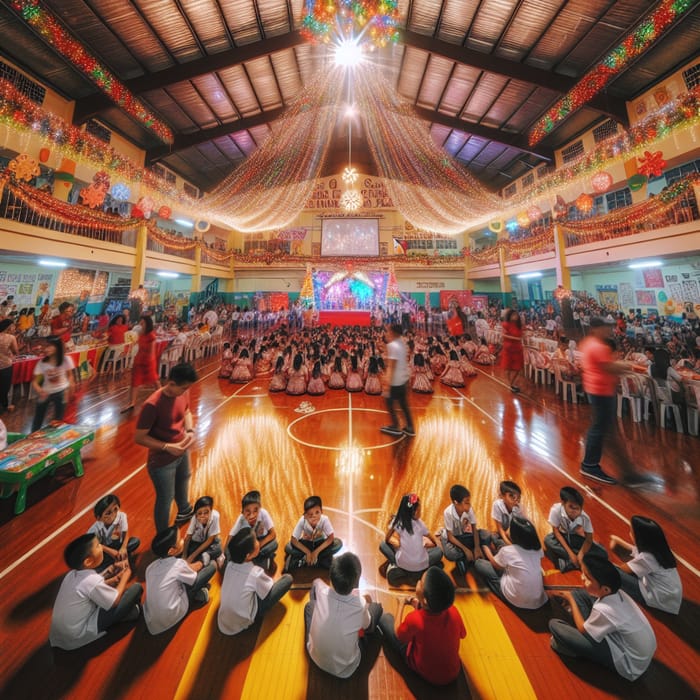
[
  {"xmin": 122, "ymin": 315, "xmax": 160, "ymax": 412},
  {"xmin": 230, "ymin": 347, "xmax": 254, "ymax": 383},
  {"xmin": 219, "ymin": 342, "xmax": 234, "ymax": 378},
  {"xmin": 328, "ymin": 356, "xmax": 346, "ymax": 390},
  {"xmin": 459, "ymin": 348, "xmax": 477, "ymax": 377},
  {"xmin": 306, "ymin": 361, "xmax": 326, "ymax": 396},
  {"xmin": 345, "ymin": 354, "xmax": 364, "ymax": 392},
  {"xmin": 286, "ymin": 353, "xmax": 308, "ymax": 395},
  {"xmin": 441, "ymin": 350, "xmax": 465, "ymax": 387},
  {"xmin": 268, "ymin": 355, "xmax": 287, "ymax": 392},
  {"xmin": 473, "ymin": 338, "xmax": 496, "ymax": 366},
  {"xmin": 364, "ymin": 356, "xmax": 382, "ymax": 395},
  {"xmin": 429, "ymin": 346, "xmax": 447, "ymax": 377},
  {"xmin": 411, "ymin": 353, "xmax": 433, "ymax": 394},
  {"xmin": 500, "ymin": 309, "xmax": 524, "ymax": 392}
]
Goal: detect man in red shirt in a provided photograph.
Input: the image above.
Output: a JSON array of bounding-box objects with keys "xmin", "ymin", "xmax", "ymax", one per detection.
[
  {"xmin": 134, "ymin": 363, "xmax": 197, "ymax": 532},
  {"xmin": 50, "ymin": 302, "xmax": 75, "ymax": 344},
  {"xmin": 579, "ymin": 317, "xmax": 630, "ymax": 485},
  {"xmin": 378, "ymin": 567, "xmax": 465, "ymax": 686}
]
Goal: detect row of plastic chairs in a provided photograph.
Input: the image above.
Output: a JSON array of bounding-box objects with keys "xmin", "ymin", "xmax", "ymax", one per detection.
[
  {"xmin": 616, "ymin": 372, "xmax": 686, "ymax": 433},
  {"xmin": 523, "ymin": 348, "xmax": 582, "ymax": 403}
]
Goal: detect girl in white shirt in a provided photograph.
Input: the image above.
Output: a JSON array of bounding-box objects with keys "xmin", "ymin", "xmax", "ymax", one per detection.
[
  {"xmin": 31, "ymin": 336, "xmax": 75, "ymax": 432},
  {"xmin": 379, "ymin": 493, "xmax": 442, "ymax": 586},
  {"xmin": 474, "ymin": 516, "xmax": 548, "ymax": 609},
  {"xmin": 609, "ymin": 515, "xmax": 682, "ymax": 615}
]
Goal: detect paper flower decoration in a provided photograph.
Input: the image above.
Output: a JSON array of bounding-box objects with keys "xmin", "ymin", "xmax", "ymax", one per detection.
[
  {"xmin": 637, "ymin": 150, "xmax": 666, "ymax": 178},
  {"xmin": 340, "ymin": 189, "xmax": 362, "ymax": 211},
  {"xmin": 575, "ymin": 193, "xmax": 594, "ymax": 213},
  {"xmin": 158, "ymin": 205, "xmax": 172, "ymax": 219},
  {"xmin": 8, "ymin": 153, "xmax": 40, "ymax": 181},
  {"xmin": 136, "ymin": 196, "xmax": 155, "ymax": 218}
]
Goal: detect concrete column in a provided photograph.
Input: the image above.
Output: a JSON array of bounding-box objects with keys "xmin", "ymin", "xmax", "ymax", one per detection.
[
  {"xmin": 463, "ymin": 256, "xmax": 475, "ymax": 291},
  {"xmin": 131, "ymin": 222, "xmax": 148, "ymax": 291},
  {"xmin": 191, "ymin": 244, "xmax": 202, "ymax": 294},
  {"xmin": 498, "ymin": 245, "xmax": 512, "ymax": 294},
  {"xmin": 553, "ymin": 224, "xmax": 571, "ymax": 289}
]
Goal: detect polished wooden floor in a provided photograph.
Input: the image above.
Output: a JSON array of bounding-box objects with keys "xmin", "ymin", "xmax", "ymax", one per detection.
[{"xmin": 0, "ymin": 349, "xmax": 698, "ymax": 700}]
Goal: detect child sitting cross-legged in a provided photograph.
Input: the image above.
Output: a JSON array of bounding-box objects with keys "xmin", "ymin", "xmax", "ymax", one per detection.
[
  {"xmin": 378, "ymin": 566, "xmax": 466, "ymax": 686},
  {"xmin": 224, "ymin": 490, "xmax": 278, "ymax": 571},
  {"xmin": 218, "ymin": 527, "xmax": 293, "ymax": 635},
  {"xmin": 88, "ymin": 493, "xmax": 140, "ymax": 572},
  {"xmin": 183, "ymin": 496, "xmax": 223, "ymax": 569},
  {"xmin": 50, "ymin": 534, "xmax": 142, "ymax": 650},
  {"xmin": 284, "ymin": 495, "xmax": 342, "ymax": 572},
  {"xmin": 548, "ymin": 554, "xmax": 657, "ymax": 681},
  {"xmin": 144, "ymin": 526, "xmax": 216, "ymax": 635},
  {"xmin": 305, "ymin": 552, "xmax": 383, "ymax": 678}
]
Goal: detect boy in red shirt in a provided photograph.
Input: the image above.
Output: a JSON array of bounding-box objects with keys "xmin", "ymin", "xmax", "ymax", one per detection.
[{"xmin": 378, "ymin": 566, "xmax": 465, "ymax": 685}]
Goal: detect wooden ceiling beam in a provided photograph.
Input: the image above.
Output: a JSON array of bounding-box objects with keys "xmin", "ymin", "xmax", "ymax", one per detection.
[{"xmin": 73, "ymin": 31, "xmax": 305, "ymax": 124}]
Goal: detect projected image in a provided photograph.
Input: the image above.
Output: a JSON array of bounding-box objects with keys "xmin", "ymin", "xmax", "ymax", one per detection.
[{"xmin": 321, "ymin": 218, "xmax": 379, "ymax": 256}]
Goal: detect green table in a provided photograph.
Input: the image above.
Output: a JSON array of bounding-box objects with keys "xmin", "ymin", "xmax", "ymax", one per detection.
[{"xmin": 0, "ymin": 422, "xmax": 95, "ymax": 515}]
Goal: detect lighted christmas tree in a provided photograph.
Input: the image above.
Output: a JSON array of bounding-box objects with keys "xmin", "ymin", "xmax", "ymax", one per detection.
[
  {"xmin": 300, "ymin": 265, "xmax": 314, "ymax": 304},
  {"xmin": 385, "ymin": 264, "xmax": 401, "ymax": 304}
]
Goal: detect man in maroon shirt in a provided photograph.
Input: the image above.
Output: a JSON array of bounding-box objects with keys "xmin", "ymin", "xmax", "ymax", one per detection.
[
  {"xmin": 378, "ymin": 567, "xmax": 466, "ymax": 686},
  {"xmin": 134, "ymin": 363, "xmax": 197, "ymax": 532},
  {"xmin": 50, "ymin": 302, "xmax": 74, "ymax": 344}
]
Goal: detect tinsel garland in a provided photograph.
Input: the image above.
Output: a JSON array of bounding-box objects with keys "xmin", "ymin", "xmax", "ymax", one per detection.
[
  {"xmin": 0, "ymin": 79, "xmax": 199, "ymax": 213},
  {"xmin": 528, "ymin": 0, "xmax": 698, "ymax": 145},
  {"xmin": 8, "ymin": 0, "xmax": 173, "ymax": 143}
]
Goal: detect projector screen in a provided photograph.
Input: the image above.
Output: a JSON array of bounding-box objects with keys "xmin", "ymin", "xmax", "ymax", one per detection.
[{"xmin": 321, "ymin": 218, "xmax": 379, "ymax": 257}]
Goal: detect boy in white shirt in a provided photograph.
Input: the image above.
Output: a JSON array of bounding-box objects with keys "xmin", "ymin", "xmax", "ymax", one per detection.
[
  {"xmin": 439, "ymin": 484, "xmax": 489, "ymax": 576},
  {"xmin": 50, "ymin": 534, "xmax": 142, "ymax": 650},
  {"xmin": 544, "ymin": 486, "xmax": 607, "ymax": 572},
  {"xmin": 224, "ymin": 490, "xmax": 278, "ymax": 570},
  {"xmin": 183, "ymin": 496, "xmax": 222, "ymax": 568},
  {"xmin": 144, "ymin": 526, "xmax": 215, "ymax": 635},
  {"xmin": 284, "ymin": 495, "xmax": 342, "ymax": 572},
  {"xmin": 218, "ymin": 527, "xmax": 292, "ymax": 635},
  {"xmin": 548, "ymin": 554, "xmax": 656, "ymax": 681},
  {"xmin": 306, "ymin": 552, "xmax": 382, "ymax": 678},
  {"xmin": 489, "ymin": 480, "xmax": 524, "ymax": 550}
]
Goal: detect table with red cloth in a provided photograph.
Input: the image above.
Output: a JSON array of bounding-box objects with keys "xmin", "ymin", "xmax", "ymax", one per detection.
[{"xmin": 11, "ymin": 346, "xmax": 107, "ymax": 388}]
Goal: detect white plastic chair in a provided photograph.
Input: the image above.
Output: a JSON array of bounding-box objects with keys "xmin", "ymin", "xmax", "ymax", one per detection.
[
  {"xmin": 617, "ymin": 374, "xmax": 643, "ymax": 422},
  {"xmin": 685, "ymin": 381, "xmax": 699, "ymax": 436},
  {"xmin": 101, "ymin": 343, "xmax": 126, "ymax": 381},
  {"xmin": 552, "ymin": 360, "xmax": 579, "ymax": 403},
  {"xmin": 653, "ymin": 380, "xmax": 683, "ymax": 433}
]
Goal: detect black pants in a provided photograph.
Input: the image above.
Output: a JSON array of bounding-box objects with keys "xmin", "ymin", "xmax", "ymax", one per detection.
[
  {"xmin": 0, "ymin": 365, "xmax": 12, "ymax": 411},
  {"xmin": 385, "ymin": 382, "xmax": 414, "ymax": 432}
]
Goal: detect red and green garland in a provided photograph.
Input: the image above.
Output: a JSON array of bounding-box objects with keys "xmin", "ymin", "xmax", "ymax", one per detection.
[
  {"xmin": 9, "ymin": 0, "xmax": 173, "ymax": 144},
  {"xmin": 529, "ymin": 0, "xmax": 698, "ymax": 145}
]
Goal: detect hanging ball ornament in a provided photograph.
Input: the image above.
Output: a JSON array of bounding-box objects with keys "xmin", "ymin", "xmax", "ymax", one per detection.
[
  {"xmin": 591, "ymin": 171, "xmax": 613, "ymax": 193},
  {"xmin": 575, "ymin": 193, "xmax": 594, "ymax": 213}
]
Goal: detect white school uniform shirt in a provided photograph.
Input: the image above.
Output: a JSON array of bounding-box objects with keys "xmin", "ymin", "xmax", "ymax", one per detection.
[
  {"xmin": 548, "ymin": 504, "xmax": 593, "ymax": 535},
  {"xmin": 88, "ymin": 511, "xmax": 128, "ymax": 545},
  {"xmin": 443, "ymin": 504, "xmax": 476, "ymax": 535},
  {"xmin": 144, "ymin": 557, "xmax": 197, "ymax": 635},
  {"xmin": 49, "ymin": 569, "xmax": 118, "ymax": 650},
  {"xmin": 493, "ymin": 545, "xmax": 547, "ymax": 609},
  {"xmin": 33, "ymin": 356, "xmax": 75, "ymax": 394},
  {"xmin": 627, "ymin": 548, "xmax": 682, "ymax": 615},
  {"xmin": 218, "ymin": 561, "xmax": 273, "ymax": 635},
  {"xmin": 186, "ymin": 509, "xmax": 221, "ymax": 543},
  {"xmin": 584, "ymin": 590, "xmax": 657, "ymax": 681},
  {"xmin": 307, "ymin": 578, "xmax": 371, "ymax": 678},
  {"xmin": 394, "ymin": 518, "xmax": 429, "ymax": 572},
  {"xmin": 0, "ymin": 419, "xmax": 6, "ymax": 450},
  {"xmin": 292, "ymin": 514, "xmax": 334, "ymax": 542},
  {"xmin": 490, "ymin": 499, "xmax": 523, "ymax": 530},
  {"xmin": 229, "ymin": 509, "xmax": 274, "ymax": 540}
]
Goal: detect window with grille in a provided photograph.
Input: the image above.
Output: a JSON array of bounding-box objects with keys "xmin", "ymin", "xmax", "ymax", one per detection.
[
  {"xmin": 682, "ymin": 63, "xmax": 700, "ymax": 91},
  {"xmin": 664, "ymin": 159, "xmax": 700, "ymax": 185},
  {"xmin": 85, "ymin": 119, "xmax": 111, "ymax": 143},
  {"xmin": 165, "ymin": 170, "xmax": 177, "ymax": 184},
  {"xmin": 522, "ymin": 172, "xmax": 534, "ymax": 188},
  {"xmin": 152, "ymin": 163, "xmax": 165, "ymax": 178},
  {"xmin": 537, "ymin": 164, "xmax": 554, "ymax": 179},
  {"xmin": 561, "ymin": 140, "xmax": 584, "ymax": 163},
  {"xmin": 504, "ymin": 183, "xmax": 517, "ymax": 197},
  {"xmin": 592, "ymin": 120, "xmax": 618, "ymax": 143},
  {"xmin": 605, "ymin": 188, "xmax": 632, "ymax": 211},
  {"xmin": 0, "ymin": 61, "xmax": 46, "ymax": 104},
  {"xmin": 183, "ymin": 182, "xmax": 199, "ymax": 198}
]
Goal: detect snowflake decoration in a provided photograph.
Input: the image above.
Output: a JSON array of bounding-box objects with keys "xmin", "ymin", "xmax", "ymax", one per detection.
[
  {"xmin": 80, "ymin": 183, "xmax": 107, "ymax": 208},
  {"xmin": 340, "ymin": 189, "xmax": 362, "ymax": 211},
  {"xmin": 637, "ymin": 150, "xmax": 666, "ymax": 178},
  {"xmin": 342, "ymin": 166, "xmax": 359, "ymax": 185},
  {"xmin": 8, "ymin": 153, "xmax": 40, "ymax": 182},
  {"xmin": 110, "ymin": 183, "xmax": 131, "ymax": 202}
]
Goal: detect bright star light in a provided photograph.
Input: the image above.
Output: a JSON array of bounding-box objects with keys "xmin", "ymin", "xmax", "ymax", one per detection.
[{"xmin": 334, "ymin": 38, "xmax": 363, "ymax": 67}]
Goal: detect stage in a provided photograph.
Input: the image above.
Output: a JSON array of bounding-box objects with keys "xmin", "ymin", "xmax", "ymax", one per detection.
[{"xmin": 317, "ymin": 310, "xmax": 372, "ymax": 327}]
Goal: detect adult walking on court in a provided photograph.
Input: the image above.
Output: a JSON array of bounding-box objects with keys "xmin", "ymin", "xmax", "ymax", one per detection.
[
  {"xmin": 381, "ymin": 324, "xmax": 415, "ymax": 437},
  {"xmin": 501, "ymin": 309, "xmax": 525, "ymax": 393},
  {"xmin": 122, "ymin": 315, "xmax": 160, "ymax": 413},
  {"xmin": 579, "ymin": 317, "xmax": 634, "ymax": 486},
  {"xmin": 0, "ymin": 319, "xmax": 19, "ymax": 414},
  {"xmin": 134, "ymin": 362, "xmax": 198, "ymax": 532}
]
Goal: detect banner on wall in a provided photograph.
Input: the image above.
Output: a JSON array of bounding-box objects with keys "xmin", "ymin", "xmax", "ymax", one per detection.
[
  {"xmin": 618, "ymin": 282, "xmax": 635, "ymax": 311},
  {"xmin": 635, "ymin": 290, "xmax": 656, "ymax": 306},
  {"xmin": 595, "ymin": 285, "xmax": 619, "ymax": 309}
]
